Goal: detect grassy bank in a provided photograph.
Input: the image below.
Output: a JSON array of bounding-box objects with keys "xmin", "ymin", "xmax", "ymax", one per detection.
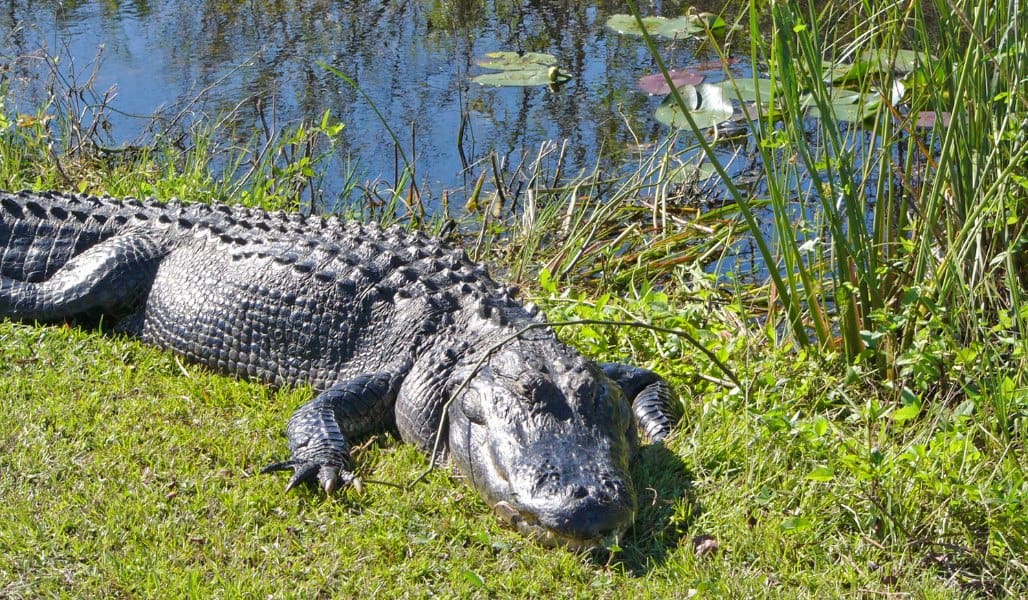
[{"xmin": 1, "ymin": 0, "xmax": 1025, "ymax": 597}]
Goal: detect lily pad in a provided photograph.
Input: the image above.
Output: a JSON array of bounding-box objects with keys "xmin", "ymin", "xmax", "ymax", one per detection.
[
  {"xmin": 821, "ymin": 60, "xmax": 868, "ymax": 84},
  {"xmin": 475, "ymin": 51, "xmax": 557, "ymax": 71},
  {"xmin": 473, "ymin": 68, "xmax": 569, "ymax": 87},
  {"xmin": 638, "ymin": 69, "xmax": 705, "ymax": 95},
  {"xmin": 638, "ymin": 59, "xmax": 736, "ymax": 95},
  {"xmin": 914, "ymin": 110, "xmax": 951, "ymax": 129},
  {"xmin": 718, "ymin": 78, "xmax": 778, "ymax": 103},
  {"xmin": 605, "ymin": 14, "xmax": 701, "ymax": 38},
  {"xmin": 860, "ymin": 49, "xmax": 935, "ymax": 74},
  {"xmin": 803, "ymin": 88, "xmax": 881, "ymax": 122},
  {"xmin": 687, "ymin": 11, "xmax": 727, "ymax": 30},
  {"xmin": 472, "ymin": 52, "xmax": 571, "ymax": 87},
  {"xmin": 654, "ymin": 84, "xmax": 734, "ymax": 129}
]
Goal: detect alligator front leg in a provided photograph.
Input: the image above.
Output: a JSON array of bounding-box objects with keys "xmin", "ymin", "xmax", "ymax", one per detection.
[
  {"xmin": 263, "ymin": 372, "xmax": 402, "ymax": 493},
  {"xmin": 600, "ymin": 363, "xmax": 676, "ymax": 442}
]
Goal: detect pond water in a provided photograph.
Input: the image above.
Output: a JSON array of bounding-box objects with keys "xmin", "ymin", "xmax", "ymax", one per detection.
[{"xmin": 1, "ymin": 0, "xmax": 751, "ymax": 211}]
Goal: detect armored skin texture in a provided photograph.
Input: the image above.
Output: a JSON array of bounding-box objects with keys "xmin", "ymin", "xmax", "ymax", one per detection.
[{"xmin": 0, "ymin": 189, "xmax": 676, "ymax": 549}]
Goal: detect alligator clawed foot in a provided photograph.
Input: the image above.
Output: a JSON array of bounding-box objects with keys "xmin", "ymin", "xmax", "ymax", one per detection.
[{"xmin": 261, "ymin": 460, "xmax": 362, "ymax": 494}]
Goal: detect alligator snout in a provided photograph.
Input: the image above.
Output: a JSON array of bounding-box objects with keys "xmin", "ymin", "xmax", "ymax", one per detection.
[
  {"xmin": 491, "ymin": 482, "xmax": 636, "ymax": 549},
  {"xmin": 491, "ymin": 471, "xmax": 637, "ymax": 548},
  {"xmin": 549, "ymin": 483, "xmax": 636, "ymax": 540}
]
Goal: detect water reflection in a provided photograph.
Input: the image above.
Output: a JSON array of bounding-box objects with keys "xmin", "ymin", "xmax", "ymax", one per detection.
[{"xmin": 2, "ymin": 0, "xmax": 731, "ymax": 208}]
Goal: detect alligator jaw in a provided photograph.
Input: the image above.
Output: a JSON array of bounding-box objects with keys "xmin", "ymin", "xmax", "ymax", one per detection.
[{"xmin": 491, "ymin": 501, "xmax": 623, "ymax": 552}]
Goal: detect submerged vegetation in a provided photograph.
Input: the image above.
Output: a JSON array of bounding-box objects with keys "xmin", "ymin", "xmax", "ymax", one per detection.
[{"xmin": 0, "ymin": 0, "xmax": 1025, "ymax": 596}]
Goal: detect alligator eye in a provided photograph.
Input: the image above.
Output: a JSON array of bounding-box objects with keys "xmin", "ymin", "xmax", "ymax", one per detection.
[{"xmin": 516, "ymin": 372, "xmax": 555, "ymax": 404}]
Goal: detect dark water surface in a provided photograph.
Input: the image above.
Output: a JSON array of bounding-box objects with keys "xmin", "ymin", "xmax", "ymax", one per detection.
[{"xmin": 1, "ymin": 0, "xmax": 745, "ymax": 209}]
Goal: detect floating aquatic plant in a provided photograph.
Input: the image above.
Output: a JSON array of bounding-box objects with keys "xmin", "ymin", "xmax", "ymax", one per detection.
[
  {"xmin": 637, "ymin": 58, "xmax": 740, "ymax": 95},
  {"xmin": 637, "ymin": 69, "xmax": 705, "ymax": 96},
  {"xmin": 471, "ymin": 51, "xmax": 572, "ymax": 87},
  {"xmin": 653, "ymin": 84, "xmax": 734, "ymax": 129},
  {"xmin": 717, "ymin": 78, "xmax": 778, "ymax": 104},
  {"xmin": 605, "ymin": 10, "xmax": 725, "ymax": 39},
  {"xmin": 801, "ymin": 88, "xmax": 882, "ymax": 122}
]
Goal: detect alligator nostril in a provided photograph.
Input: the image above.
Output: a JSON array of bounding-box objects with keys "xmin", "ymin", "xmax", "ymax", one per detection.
[{"xmin": 572, "ymin": 485, "xmax": 588, "ymax": 499}]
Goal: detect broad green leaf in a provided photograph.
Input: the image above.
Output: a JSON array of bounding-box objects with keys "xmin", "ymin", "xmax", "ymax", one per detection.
[
  {"xmin": 718, "ymin": 78, "xmax": 778, "ymax": 103},
  {"xmin": 605, "ymin": 15, "xmax": 701, "ymax": 38},
  {"xmin": 461, "ymin": 569, "xmax": 486, "ymax": 588},
  {"xmin": 473, "ymin": 51, "xmax": 571, "ymax": 87},
  {"xmin": 780, "ymin": 516, "xmax": 812, "ymax": 532},
  {"xmin": 654, "ymin": 84, "xmax": 734, "ymax": 129},
  {"xmin": 476, "ymin": 51, "xmax": 557, "ymax": 71},
  {"xmin": 892, "ymin": 402, "xmax": 921, "ymax": 422},
  {"xmin": 821, "ymin": 60, "xmax": 872, "ymax": 83},
  {"xmin": 806, "ymin": 466, "xmax": 835, "ymax": 482}
]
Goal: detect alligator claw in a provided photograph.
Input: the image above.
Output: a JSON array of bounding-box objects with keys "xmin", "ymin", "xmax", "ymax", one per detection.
[{"xmin": 261, "ymin": 459, "xmax": 361, "ymax": 494}]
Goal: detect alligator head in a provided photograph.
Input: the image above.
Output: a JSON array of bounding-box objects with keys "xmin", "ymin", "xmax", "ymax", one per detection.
[{"xmin": 445, "ymin": 340, "xmax": 640, "ymax": 550}]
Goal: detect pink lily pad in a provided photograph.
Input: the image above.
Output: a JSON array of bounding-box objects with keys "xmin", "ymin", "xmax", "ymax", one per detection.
[
  {"xmin": 915, "ymin": 111, "xmax": 951, "ymax": 129},
  {"xmin": 638, "ymin": 69, "xmax": 705, "ymax": 95}
]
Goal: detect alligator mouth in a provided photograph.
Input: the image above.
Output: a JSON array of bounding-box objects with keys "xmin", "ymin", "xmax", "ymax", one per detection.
[{"xmin": 491, "ymin": 501, "xmax": 622, "ymax": 552}]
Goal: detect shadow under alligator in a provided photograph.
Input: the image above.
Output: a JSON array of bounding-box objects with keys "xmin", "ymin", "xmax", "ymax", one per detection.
[{"xmin": 614, "ymin": 441, "xmax": 697, "ymax": 574}]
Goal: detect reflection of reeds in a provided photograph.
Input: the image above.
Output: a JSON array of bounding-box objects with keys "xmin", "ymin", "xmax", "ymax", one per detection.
[{"xmin": 0, "ymin": 43, "xmax": 363, "ymax": 214}]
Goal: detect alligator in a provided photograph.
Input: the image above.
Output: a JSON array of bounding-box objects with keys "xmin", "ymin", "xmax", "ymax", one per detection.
[{"xmin": 0, "ymin": 189, "xmax": 676, "ymax": 549}]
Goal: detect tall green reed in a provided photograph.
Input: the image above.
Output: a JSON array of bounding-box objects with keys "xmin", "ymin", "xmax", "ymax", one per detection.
[{"xmin": 629, "ymin": 0, "xmax": 1027, "ymax": 383}]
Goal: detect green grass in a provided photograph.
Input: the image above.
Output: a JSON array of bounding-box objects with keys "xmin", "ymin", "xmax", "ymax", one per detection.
[
  {"xmin": 0, "ymin": 294, "xmax": 1023, "ymax": 596},
  {"xmin": 1, "ymin": 0, "xmax": 1026, "ymax": 595}
]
